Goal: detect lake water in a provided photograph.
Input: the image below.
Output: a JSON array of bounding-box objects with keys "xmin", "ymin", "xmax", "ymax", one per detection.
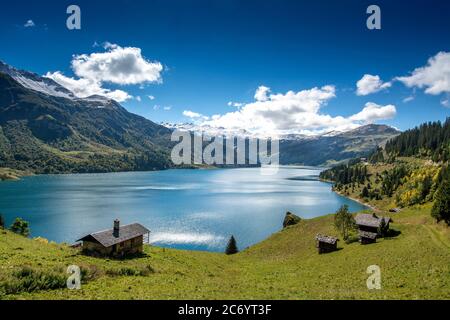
[{"xmin": 0, "ymin": 167, "xmax": 366, "ymax": 252}]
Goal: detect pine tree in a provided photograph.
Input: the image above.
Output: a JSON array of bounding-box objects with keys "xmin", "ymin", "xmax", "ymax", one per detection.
[
  {"xmin": 431, "ymin": 177, "xmax": 450, "ymax": 225},
  {"xmin": 225, "ymin": 235, "xmax": 239, "ymax": 255},
  {"xmin": 0, "ymin": 213, "xmax": 4, "ymax": 228},
  {"xmin": 361, "ymin": 186, "xmax": 369, "ymax": 198}
]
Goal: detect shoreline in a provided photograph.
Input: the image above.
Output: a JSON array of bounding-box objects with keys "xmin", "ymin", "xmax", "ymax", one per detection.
[
  {"xmin": 0, "ymin": 168, "xmax": 33, "ymax": 181},
  {"xmin": 1, "ymin": 166, "xmax": 374, "ymax": 252}
]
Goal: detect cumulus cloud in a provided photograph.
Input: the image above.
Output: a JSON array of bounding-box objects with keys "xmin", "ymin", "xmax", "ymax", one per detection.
[
  {"xmin": 254, "ymin": 85, "xmax": 271, "ymax": 101},
  {"xmin": 356, "ymin": 74, "xmax": 392, "ymax": 96},
  {"xmin": 44, "ymin": 71, "xmax": 132, "ymax": 102},
  {"xmin": 442, "ymin": 99, "xmax": 450, "ymax": 108},
  {"xmin": 44, "ymin": 44, "xmax": 163, "ymax": 103},
  {"xmin": 24, "ymin": 20, "xmax": 35, "ymax": 28},
  {"xmin": 397, "ymin": 51, "xmax": 450, "ymax": 95},
  {"xmin": 350, "ymin": 102, "xmax": 397, "ymax": 123},
  {"xmin": 148, "ymin": 95, "xmax": 155, "ymax": 100},
  {"xmin": 136, "ymin": 96, "xmax": 142, "ymax": 102},
  {"xmin": 183, "ymin": 110, "xmax": 209, "ymax": 120},
  {"xmin": 181, "ymin": 85, "xmax": 397, "ymax": 137},
  {"xmin": 71, "ymin": 45, "xmax": 163, "ymax": 85}
]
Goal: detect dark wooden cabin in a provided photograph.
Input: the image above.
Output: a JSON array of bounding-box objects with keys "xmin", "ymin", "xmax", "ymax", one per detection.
[
  {"xmin": 315, "ymin": 234, "xmax": 339, "ymax": 254},
  {"xmin": 76, "ymin": 220, "xmax": 150, "ymax": 257},
  {"xmin": 355, "ymin": 213, "xmax": 391, "ymax": 245}
]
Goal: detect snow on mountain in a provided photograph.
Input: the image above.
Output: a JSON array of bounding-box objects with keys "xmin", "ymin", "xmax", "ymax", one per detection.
[
  {"xmin": 0, "ymin": 61, "xmax": 120, "ymax": 110},
  {"xmin": 0, "ymin": 61, "xmax": 76, "ymax": 100},
  {"xmin": 161, "ymin": 121, "xmax": 399, "ymax": 141}
]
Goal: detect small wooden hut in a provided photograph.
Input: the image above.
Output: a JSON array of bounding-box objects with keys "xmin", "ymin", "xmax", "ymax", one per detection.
[
  {"xmin": 315, "ymin": 234, "xmax": 339, "ymax": 254},
  {"xmin": 355, "ymin": 213, "xmax": 391, "ymax": 244},
  {"xmin": 76, "ymin": 220, "xmax": 150, "ymax": 257}
]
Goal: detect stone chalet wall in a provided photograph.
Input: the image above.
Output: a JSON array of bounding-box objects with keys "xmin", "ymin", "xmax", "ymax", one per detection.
[{"xmin": 83, "ymin": 235, "xmax": 144, "ymax": 257}]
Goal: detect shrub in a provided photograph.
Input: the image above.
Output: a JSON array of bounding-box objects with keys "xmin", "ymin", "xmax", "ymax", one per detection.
[
  {"xmin": 344, "ymin": 234, "xmax": 359, "ymax": 245},
  {"xmin": 0, "ymin": 213, "xmax": 4, "ymax": 228},
  {"xmin": 10, "ymin": 218, "xmax": 30, "ymax": 237},
  {"xmin": 106, "ymin": 265, "xmax": 155, "ymax": 277},
  {"xmin": 79, "ymin": 264, "xmax": 102, "ymax": 282},
  {"xmin": 283, "ymin": 212, "xmax": 301, "ymax": 228},
  {"xmin": 225, "ymin": 235, "xmax": 239, "ymax": 255},
  {"xmin": 1, "ymin": 267, "xmax": 66, "ymax": 294}
]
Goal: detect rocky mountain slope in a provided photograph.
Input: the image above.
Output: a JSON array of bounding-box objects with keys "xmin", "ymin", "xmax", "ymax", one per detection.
[{"xmin": 0, "ymin": 64, "xmax": 173, "ymax": 174}]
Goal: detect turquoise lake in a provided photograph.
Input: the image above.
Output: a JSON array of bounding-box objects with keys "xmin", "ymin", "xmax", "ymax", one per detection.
[{"xmin": 0, "ymin": 167, "xmax": 366, "ymax": 252}]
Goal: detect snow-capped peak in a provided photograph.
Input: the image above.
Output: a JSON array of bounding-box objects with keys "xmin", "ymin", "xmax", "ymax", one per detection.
[{"xmin": 0, "ymin": 60, "xmax": 76, "ymax": 100}]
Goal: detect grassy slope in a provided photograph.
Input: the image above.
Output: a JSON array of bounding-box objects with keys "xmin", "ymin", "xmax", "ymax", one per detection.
[{"xmin": 1, "ymin": 202, "xmax": 449, "ymax": 300}]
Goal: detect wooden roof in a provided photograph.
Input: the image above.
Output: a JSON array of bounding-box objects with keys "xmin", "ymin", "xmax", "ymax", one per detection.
[
  {"xmin": 355, "ymin": 213, "xmax": 391, "ymax": 228},
  {"xmin": 358, "ymin": 230, "xmax": 378, "ymax": 239},
  {"xmin": 315, "ymin": 234, "xmax": 339, "ymax": 245},
  {"xmin": 76, "ymin": 223, "xmax": 150, "ymax": 248}
]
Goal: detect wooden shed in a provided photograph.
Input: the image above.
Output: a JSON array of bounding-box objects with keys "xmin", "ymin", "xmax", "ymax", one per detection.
[
  {"xmin": 315, "ymin": 234, "xmax": 339, "ymax": 254},
  {"xmin": 355, "ymin": 213, "xmax": 391, "ymax": 245},
  {"xmin": 76, "ymin": 220, "xmax": 150, "ymax": 257}
]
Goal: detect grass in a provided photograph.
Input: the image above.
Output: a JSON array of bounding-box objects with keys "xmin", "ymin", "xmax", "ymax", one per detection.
[{"xmin": 1, "ymin": 201, "xmax": 449, "ymax": 300}]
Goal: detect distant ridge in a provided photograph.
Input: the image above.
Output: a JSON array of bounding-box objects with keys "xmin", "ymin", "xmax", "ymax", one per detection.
[{"xmin": 278, "ymin": 124, "xmax": 400, "ymax": 166}]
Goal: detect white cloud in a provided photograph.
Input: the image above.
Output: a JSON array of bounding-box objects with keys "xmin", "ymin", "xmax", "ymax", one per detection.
[
  {"xmin": 155, "ymin": 105, "xmax": 172, "ymax": 111},
  {"xmin": 356, "ymin": 74, "xmax": 392, "ymax": 96},
  {"xmin": 44, "ymin": 44, "xmax": 163, "ymax": 103},
  {"xmin": 350, "ymin": 102, "xmax": 397, "ymax": 123},
  {"xmin": 136, "ymin": 96, "xmax": 142, "ymax": 102},
  {"xmin": 441, "ymin": 99, "xmax": 450, "ymax": 108},
  {"xmin": 402, "ymin": 96, "xmax": 415, "ymax": 103},
  {"xmin": 183, "ymin": 110, "xmax": 209, "ymax": 121},
  {"xmin": 254, "ymin": 85, "xmax": 271, "ymax": 101},
  {"xmin": 227, "ymin": 101, "xmax": 244, "ymax": 108},
  {"xmin": 397, "ymin": 52, "xmax": 450, "ymax": 95},
  {"xmin": 24, "ymin": 20, "xmax": 35, "ymax": 28},
  {"xmin": 44, "ymin": 71, "xmax": 132, "ymax": 102},
  {"xmin": 148, "ymin": 95, "xmax": 155, "ymax": 100},
  {"xmin": 181, "ymin": 85, "xmax": 397, "ymax": 137},
  {"xmin": 71, "ymin": 44, "xmax": 163, "ymax": 85}
]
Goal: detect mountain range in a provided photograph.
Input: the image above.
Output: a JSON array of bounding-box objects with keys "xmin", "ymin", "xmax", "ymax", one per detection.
[
  {"xmin": 279, "ymin": 124, "xmax": 400, "ymax": 166},
  {"xmin": 0, "ymin": 61, "xmax": 400, "ymax": 174}
]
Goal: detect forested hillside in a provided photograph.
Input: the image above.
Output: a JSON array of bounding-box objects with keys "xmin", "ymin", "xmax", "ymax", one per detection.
[
  {"xmin": 320, "ymin": 118, "xmax": 450, "ymax": 225},
  {"xmin": 0, "ymin": 71, "xmax": 174, "ymax": 174}
]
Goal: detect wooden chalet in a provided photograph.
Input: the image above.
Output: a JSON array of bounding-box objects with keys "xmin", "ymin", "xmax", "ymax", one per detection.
[
  {"xmin": 355, "ymin": 213, "xmax": 391, "ymax": 245},
  {"xmin": 315, "ymin": 234, "xmax": 339, "ymax": 254},
  {"xmin": 76, "ymin": 220, "xmax": 150, "ymax": 257}
]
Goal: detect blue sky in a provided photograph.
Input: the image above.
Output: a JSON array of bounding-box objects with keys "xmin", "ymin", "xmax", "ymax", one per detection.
[{"xmin": 0, "ymin": 0, "xmax": 449, "ymax": 135}]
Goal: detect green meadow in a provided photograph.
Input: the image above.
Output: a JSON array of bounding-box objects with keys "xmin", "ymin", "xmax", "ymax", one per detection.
[{"xmin": 1, "ymin": 201, "xmax": 449, "ymax": 300}]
